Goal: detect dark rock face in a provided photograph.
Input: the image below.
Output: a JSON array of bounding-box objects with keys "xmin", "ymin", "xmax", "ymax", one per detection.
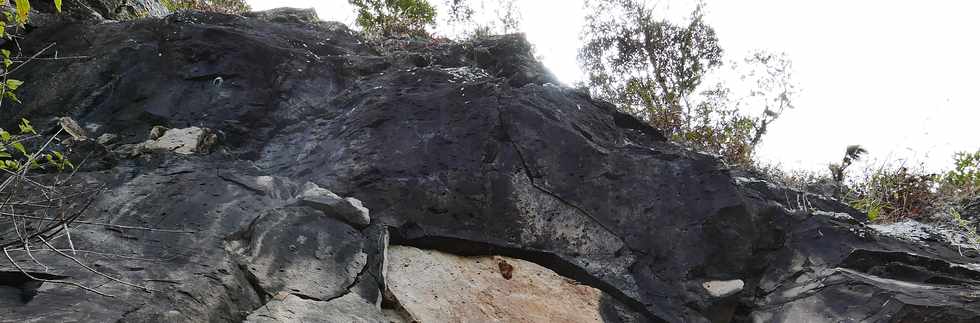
[
  {"xmin": 29, "ymin": 0, "xmax": 169, "ymax": 21},
  {"xmin": 225, "ymin": 207, "xmax": 368, "ymax": 301},
  {"xmin": 2, "ymin": 9, "xmax": 978, "ymax": 323}
]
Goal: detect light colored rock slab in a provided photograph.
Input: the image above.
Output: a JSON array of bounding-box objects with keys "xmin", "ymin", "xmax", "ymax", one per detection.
[
  {"xmin": 702, "ymin": 279, "xmax": 744, "ymax": 298},
  {"xmin": 298, "ymin": 182, "xmax": 371, "ymax": 228},
  {"xmin": 386, "ymin": 245, "xmax": 624, "ymax": 323},
  {"xmin": 143, "ymin": 126, "xmax": 216, "ymax": 155}
]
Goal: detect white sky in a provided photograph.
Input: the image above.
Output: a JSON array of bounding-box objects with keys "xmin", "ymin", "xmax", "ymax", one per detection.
[{"xmin": 249, "ymin": 0, "xmax": 979, "ymax": 173}]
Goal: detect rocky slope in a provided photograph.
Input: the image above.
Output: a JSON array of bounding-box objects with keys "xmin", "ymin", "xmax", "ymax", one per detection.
[{"xmin": 0, "ymin": 7, "xmax": 978, "ymax": 323}]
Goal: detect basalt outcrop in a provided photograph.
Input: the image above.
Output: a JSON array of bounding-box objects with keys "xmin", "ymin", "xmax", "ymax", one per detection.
[{"xmin": 0, "ymin": 7, "xmax": 977, "ymax": 323}]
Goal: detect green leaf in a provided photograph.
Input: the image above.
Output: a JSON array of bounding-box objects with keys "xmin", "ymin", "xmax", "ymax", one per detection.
[
  {"xmin": 11, "ymin": 142, "xmax": 25, "ymax": 155},
  {"xmin": 54, "ymin": 0, "xmax": 62, "ymax": 13},
  {"xmin": 0, "ymin": 151, "xmax": 10, "ymax": 158},
  {"xmin": 14, "ymin": 0, "xmax": 30, "ymax": 25},
  {"xmin": 5, "ymin": 79, "xmax": 22, "ymax": 91},
  {"xmin": 867, "ymin": 205, "xmax": 881, "ymax": 222},
  {"xmin": 5, "ymin": 91, "xmax": 20, "ymax": 104},
  {"xmin": 18, "ymin": 118, "xmax": 34, "ymax": 134},
  {"xmin": 0, "ymin": 130, "xmax": 9, "ymax": 142}
]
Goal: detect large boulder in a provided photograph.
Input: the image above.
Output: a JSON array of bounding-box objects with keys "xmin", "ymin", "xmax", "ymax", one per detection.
[{"xmin": 0, "ymin": 8, "xmax": 977, "ymax": 323}]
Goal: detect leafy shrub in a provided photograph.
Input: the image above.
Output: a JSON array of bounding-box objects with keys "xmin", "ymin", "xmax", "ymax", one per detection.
[
  {"xmin": 0, "ymin": 0, "xmax": 71, "ymax": 172},
  {"xmin": 844, "ymin": 150, "xmax": 980, "ymax": 223},
  {"xmin": 951, "ymin": 209, "xmax": 980, "ymax": 249},
  {"xmin": 161, "ymin": 0, "xmax": 250, "ymax": 14},
  {"xmin": 847, "ymin": 162, "xmax": 937, "ymax": 222},
  {"xmin": 937, "ymin": 149, "xmax": 980, "ymax": 200},
  {"xmin": 349, "ymin": 0, "xmax": 437, "ymax": 38}
]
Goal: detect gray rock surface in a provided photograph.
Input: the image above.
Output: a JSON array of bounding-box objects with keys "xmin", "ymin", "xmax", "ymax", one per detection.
[
  {"xmin": 142, "ymin": 126, "xmax": 217, "ymax": 155},
  {"xmin": 29, "ymin": 0, "xmax": 170, "ymax": 21},
  {"xmin": 0, "ymin": 7, "xmax": 977, "ymax": 323},
  {"xmin": 96, "ymin": 132, "xmax": 118, "ymax": 145},
  {"xmin": 225, "ymin": 207, "xmax": 368, "ymax": 301},
  {"xmin": 244, "ymin": 293, "xmax": 384, "ymax": 323},
  {"xmin": 297, "ymin": 182, "xmax": 371, "ymax": 228}
]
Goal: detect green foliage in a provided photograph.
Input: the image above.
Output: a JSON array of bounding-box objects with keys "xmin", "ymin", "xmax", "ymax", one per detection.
[
  {"xmin": 939, "ymin": 150, "xmax": 980, "ymax": 195},
  {"xmin": 0, "ymin": 119, "xmax": 72, "ymax": 172},
  {"xmin": 349, "ymin": 0, "xmax": 437, "ymax": 37},
  {"xmin": 579, "ymin": 1, "xmax": 722, "ymax": 125},
  {"xmin": 443, "ymin": 0, "xmax": 522, "ymax": 38},
  {"xmin": 843, "ymin": 150, "xmax": 980, "ymax": 223},
  {"xmin": 0, "ymin": 0, "xmax": 74, "ymax": 173},
  {"xmin": 578, "ymin": 0, "xmax": 795, "ymax": 166},
  {"xmin": 950, "ymin": 209, "xmax": 980, "ymax": 247},
  {"xmin": 161, "ymin": 0, "xmax": 251, "ymax": 14},
  {"xmin": 14, "ymin": 0, "xmax": 29, "ymax": 25},
  {"xmin": 846, "ymin": 162, "xmax": 937, "ymax": 222},
  {"xmin": 0, "ymin": 50, "xmax": 23, "ymax": 104}
]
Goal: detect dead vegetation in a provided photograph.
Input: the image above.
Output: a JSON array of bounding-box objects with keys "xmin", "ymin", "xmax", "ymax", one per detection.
[{"xmin": 0, "ymin": 125, "xmax": 160, "ymax": 300}]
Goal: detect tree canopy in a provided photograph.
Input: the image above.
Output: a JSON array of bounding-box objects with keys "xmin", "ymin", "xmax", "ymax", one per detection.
[
  {"xmin": 349, "ymin": 0, "xmax": 438, "ymax": 37},
  {"xmin": 579, "ymin": 0, "xmax": 795, "ymax": 165}
]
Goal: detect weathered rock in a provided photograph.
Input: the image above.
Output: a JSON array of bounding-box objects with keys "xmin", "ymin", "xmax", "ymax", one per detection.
[
  {"xmin": 0, "ymin": 7, "xmax": 976, "ymax": 323},
  {"xmin": 29, "ymin": 0, "xmax": 170, "ymax": 21},
  {"xmin": 96, "ymin": 132, "xmax": 118, "ymax": 145},
  {"xmin": 225, "ymin": 207, "xmax": 368, "ymax": 301},
  {"xmin": 58, "ymin": 116, "xmax": 89, "ymax": 140},
  {"xmin": 385, "ymin": 246, "xmax": 644, "ymax": 323},
  {"xmin": 244, "ymin": 293, "xmax": 384, "ymax": 323},
  {"xmin": 297, "ymin": 182, "xmax": 371, "ymax": 228},
  {"xmin": 142, "ymin": 126, "xmax": 217, "ymax": 155},
  {"xmin": 217, "ymin": 173, "xmax": 301, "ymax": 201},
  {"xmin": 962, "ymin": 197, "xmax": 980, "ymax": 221},
  {"xmin": 148, "ymin": 125, "xmax": 168, "ymax": 140},
  {"xmin": 243, "ymin": 7, "xmax": 320, "ymax": 25},
  {"xmin": 702, "ymin": 280, "xmax": 743, "ymax": 298}
]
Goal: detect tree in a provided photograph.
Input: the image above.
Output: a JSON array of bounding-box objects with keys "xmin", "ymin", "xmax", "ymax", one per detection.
[
  {"xmin": 739, "ymin": 51, "xmax": 796, "ymax": 150},
  {"xmin": 578, "ymin": 0, "xmax": 795, "ymax": 166},
  {"xmin": 440, "ymin": 0, "xmax": 522, "ymax": 38},
  {"xmin": 349, "ymin": 0, "xmax": 437, "ymax": 38},
  {"xmin": 579, "ymin": 0, "xmax": 722, "ymax": 133}
]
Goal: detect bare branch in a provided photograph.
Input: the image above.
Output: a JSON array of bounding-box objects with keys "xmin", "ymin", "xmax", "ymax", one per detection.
[
  {"xmin": 3, "ymin": 247, "xmax": 115, "ymax": 297},
  {"xmin": 38, "ymin": 237, "xmax": 156, "ymax": 293}
]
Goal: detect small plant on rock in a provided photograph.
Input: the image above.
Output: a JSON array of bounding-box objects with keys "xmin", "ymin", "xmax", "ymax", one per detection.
[
  {"xmin": 847, "ymin": 162, "xmax": 937, "ymax": 222},
  {"xmin": 937, "ymin": 149, "xmax": 980, "ymax": 201},
  {"xmin": 161, "ymin": 0, "xmax": 250, "ymax": 14}
]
